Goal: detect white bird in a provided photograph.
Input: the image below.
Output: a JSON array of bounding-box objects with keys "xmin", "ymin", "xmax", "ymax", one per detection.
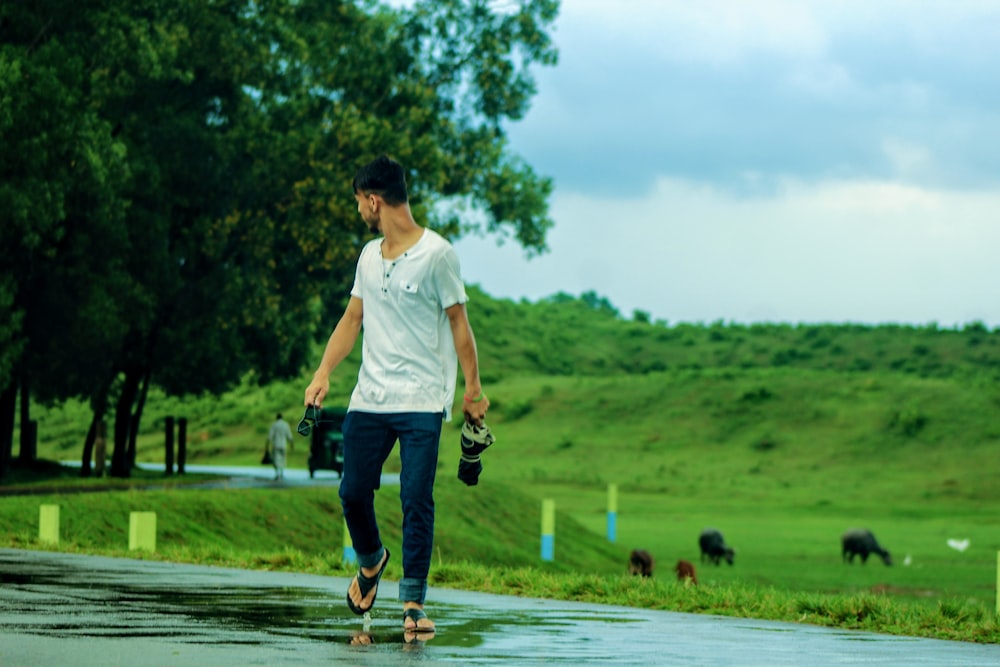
[{"xmin": 946, "ymin": 538, "xmax": 970, "ymax": 552}]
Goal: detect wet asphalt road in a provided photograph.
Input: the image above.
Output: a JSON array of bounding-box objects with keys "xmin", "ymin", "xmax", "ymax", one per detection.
[{"xmin": 2, "ymin": 549, "xmax": 998, "ymax": 666}]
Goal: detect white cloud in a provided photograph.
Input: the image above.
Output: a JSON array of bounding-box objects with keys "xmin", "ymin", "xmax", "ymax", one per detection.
[
  {"xmin": 880, "ymin": 139, "xmax": 933, "ymax": 180},
  {"xmin": 785, "ymin": 61, "xmax": 855, "ymax": 97},
  {"xmin": 509, "ymin": 0, "xmax": 1000, "ymax": 197},
  {"xmin": 457, "ymin": 177, "xmax": 1000, "ymax": 327},
  {"xmin": 566, "ymin": 0, "xmax": 828, "ymax": 64},
  {"xmin": 381, "ymin": 0, "xmax": 1000, "ymax": 327}
]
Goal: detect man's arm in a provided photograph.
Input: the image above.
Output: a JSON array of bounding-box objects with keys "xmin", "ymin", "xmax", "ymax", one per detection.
[
  {"xmin": 304, "ymin": 296, "xmax": 363, "ymax": 408},
  {"xmin": 446, "ymin": 302, "xmax": 489, "ymax": 425}
]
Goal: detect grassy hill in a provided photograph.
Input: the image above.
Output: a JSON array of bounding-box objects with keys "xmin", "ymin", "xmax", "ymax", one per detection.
[{"xmin": 471, "ymin": 369, "xmax": 999, "ymax": 608}]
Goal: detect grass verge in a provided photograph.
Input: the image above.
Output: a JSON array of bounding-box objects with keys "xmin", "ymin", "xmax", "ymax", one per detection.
[{"xmin": 1, "ymin": 476, "xmax": 997, "ymax": 644}]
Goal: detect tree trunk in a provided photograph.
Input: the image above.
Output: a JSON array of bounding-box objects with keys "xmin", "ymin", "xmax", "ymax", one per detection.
[
  {"xmin": 81, "ymin": 415, "xmax": 97, "ymax": 478},
  {"xmin": 18, "ymin": 376, "xmax": 36, "ymax": 463},
  {"xmin": 82, "ymin": 380, "xmax": 112, "ymax": 478},
  {"xmin": 127, "ymin": 411, "xmax": 139, "ymax": 470},
  {"xmin": 94, "ymin": 420, "xmax": 107, "ymax": 478},
  {"xmin": 110, "ymin": 369, "xmax": 141, "ymax": 478},
  {"xmin": 126, "ymin": 365, "xmax": 152, "ymax": 470},
  {"xmin": 0, "ymin": 382, "xmax": 15, "ymax": 478}
]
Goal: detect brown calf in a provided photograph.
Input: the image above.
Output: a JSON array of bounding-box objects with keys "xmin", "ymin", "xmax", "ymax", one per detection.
[{"xmin": 674, "ymin": 559, "xmax": 698, "ymax": 585}]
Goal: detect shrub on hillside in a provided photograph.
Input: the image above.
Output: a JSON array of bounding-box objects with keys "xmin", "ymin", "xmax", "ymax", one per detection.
[{"xmin": 888, "ymin": 405, "xmax": 927, "ymax": 437}]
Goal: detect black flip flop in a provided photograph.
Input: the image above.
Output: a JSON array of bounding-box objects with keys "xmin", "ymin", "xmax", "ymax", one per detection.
[
  {"xmin": 346, "ymin": 548, "xmax": 390, "ymax": 615},
  {"xmin": 403, "ymin": 607, "xmax": 435, "ymax": 633}
]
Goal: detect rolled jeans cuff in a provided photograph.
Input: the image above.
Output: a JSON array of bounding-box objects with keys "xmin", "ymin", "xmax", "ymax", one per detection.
[
  {"xmin": 357, "ymin": 545, "xmax": 385, "ymax": 570},
  {"xmin": 398, "ymin": 577, "xmax": 428, "ymax": 605}
]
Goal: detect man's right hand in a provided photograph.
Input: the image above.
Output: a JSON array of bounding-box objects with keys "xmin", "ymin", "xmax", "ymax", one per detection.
[{"xmin": 304, "ymin": 377, "xmax": 329, "ymax": 408}]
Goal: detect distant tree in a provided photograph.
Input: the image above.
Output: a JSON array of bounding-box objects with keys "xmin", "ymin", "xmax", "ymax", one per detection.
[
  {"xmin": 580, "ymin": 290, "xmax": 620, "ymax": 317},
  {"xmin": 963, "ymin": 321, "xmax": 988, "ymax": 334}
]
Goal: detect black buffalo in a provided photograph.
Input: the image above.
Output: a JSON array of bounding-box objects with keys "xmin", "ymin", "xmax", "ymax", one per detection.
[
  {"xmin": 841, "ymin": 528, "xmax": 892, "ymax": 565},
  {"xmin": 628, "ymin": 549, "xmax": 654, "ymax": 577},
  {"xmin": 699, "ymin": 528, "xmax": 735, "ymax": 566}
]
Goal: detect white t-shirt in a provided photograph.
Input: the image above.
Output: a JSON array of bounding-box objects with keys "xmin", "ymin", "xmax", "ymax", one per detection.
[{"xmin": 348, "ymin": 229, "xmax": 467, "ymax": 420}]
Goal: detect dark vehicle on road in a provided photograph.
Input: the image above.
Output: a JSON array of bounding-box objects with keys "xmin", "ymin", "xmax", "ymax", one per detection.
[{"xmin": 308, "ymin": 407, "xmax": 347, "ymax": 478}]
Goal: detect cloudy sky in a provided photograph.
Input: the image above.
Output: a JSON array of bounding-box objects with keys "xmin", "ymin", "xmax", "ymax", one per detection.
[{"xmin": 452, "ymin": 0, "xmax": 1000, "ymax": 327}]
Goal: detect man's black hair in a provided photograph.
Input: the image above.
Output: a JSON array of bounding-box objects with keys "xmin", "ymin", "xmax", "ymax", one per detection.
[{"xmin": 352, "ymin": 154, "xmax": 408, "ymax": 205}]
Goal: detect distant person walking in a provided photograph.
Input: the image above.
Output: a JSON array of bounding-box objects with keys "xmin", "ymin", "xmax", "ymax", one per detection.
[
  {"xmin": 268, "ymin": 413, "xmax": 294, "ymax": 480},
  {"xmin": 304, "ymin": 155, "xmax": 489, "ymax": 633}
]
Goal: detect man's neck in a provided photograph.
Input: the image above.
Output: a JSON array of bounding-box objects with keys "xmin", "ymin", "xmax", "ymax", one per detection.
[{"xmin": 380, "ymin": 208, "xmax": 424, "ymax": 259}]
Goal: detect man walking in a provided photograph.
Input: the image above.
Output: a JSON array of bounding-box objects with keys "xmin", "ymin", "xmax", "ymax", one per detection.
[
  {"xmin": 268, "ymin": 413, "xmax": 294, "ymax": 480},
  {"xmin": 304, "ymin": 155, "xmax": 489, "ymax": 633}
]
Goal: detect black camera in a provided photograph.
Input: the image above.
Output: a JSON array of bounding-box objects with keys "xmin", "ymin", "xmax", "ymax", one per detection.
[{"xmin": 297, "ymin": 405, "xmax": 322, "ymax": 436}]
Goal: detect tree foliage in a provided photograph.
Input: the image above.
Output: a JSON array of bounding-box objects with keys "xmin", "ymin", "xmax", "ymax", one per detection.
[
  {"xmin": 0, "ymin": 2, "xmax": 133, "ymax": 471},
  {"xmin": 0, "ymin": 0, "xmax": 560, "ymax": 476}
]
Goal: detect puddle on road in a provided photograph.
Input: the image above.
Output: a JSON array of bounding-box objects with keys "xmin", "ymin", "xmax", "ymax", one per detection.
[
  {"xmin": 7, "ymin": 551, "xmax": 990, "ymax": 666},
  {"xmin": 2, "ymin": 564, "xmax": 636, "ymax": 658}
]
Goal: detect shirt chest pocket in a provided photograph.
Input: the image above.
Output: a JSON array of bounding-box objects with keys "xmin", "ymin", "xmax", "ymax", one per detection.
[{"xmin": 401, "ymin": 281, "xmax": 419, "ymax": 295}]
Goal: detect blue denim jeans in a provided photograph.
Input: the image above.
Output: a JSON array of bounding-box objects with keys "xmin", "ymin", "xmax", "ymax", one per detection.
[{"xmin": 339, "ymin": 411, "xmax": 442, "ymax": 605}]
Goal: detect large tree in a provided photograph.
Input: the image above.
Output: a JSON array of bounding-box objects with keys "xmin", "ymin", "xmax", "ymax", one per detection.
[
  {"xmin": 0, "ymin": 0, "xmax": 559, "ymax": 477},
  {"xmin": 0, "ymin": 2, "xmax": 131, "ymax": 474}
]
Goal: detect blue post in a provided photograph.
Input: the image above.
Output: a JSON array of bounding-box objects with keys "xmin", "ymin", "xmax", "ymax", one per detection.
[{"xmin": 343, "ymin": 517, "xmax": 357, "ymax": 566}]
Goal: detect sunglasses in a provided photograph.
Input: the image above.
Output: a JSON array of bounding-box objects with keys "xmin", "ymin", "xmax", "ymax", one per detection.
[{"xmin": 297, "ymin": 405, "xmax": 323, "ymax": 436}]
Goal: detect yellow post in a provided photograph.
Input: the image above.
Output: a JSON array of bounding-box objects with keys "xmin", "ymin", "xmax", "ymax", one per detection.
[
  {"xmin": 39, "ymin": 504, "xmax": 60, "ymax": 545},
  {"xmin": 129, "ymin": 511, "xmax": 157, "ymax": 552}
]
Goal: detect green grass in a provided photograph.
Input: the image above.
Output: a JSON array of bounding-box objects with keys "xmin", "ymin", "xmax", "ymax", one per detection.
[
  {"xmin": 2, "ymin": 476, "xmax": 997, "ymax": 644},
  {"xmin": 0, "ymin": 458, "xmax": 228, "ymax": 493},
  {"xmin": 0, "ymin": 477, "xmax": 624, "ymax": 578},
  {"xmin": 9, "ymin": 352, "xmax": 1000, "ymax": 643},
  {"xmin": 536, "ymin": 485, "xmax": 999, "ymax": 606},
  {"xmin": 483, "ymin": 369, "xmax": 999, "ymax": 503}
]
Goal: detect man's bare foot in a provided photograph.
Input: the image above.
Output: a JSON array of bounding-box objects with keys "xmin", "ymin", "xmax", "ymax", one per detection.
[
  {"xmin": 347, "ymin": 548, "xmax": 389, "ymax": 613},
  {"xmin": 402, "ymin": 603, "xmax": 436, "ymax": 632}
]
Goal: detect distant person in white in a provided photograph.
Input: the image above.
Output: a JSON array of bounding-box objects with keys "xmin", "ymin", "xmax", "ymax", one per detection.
[{"xmin": 268, "ymin": 413, "xmax": 294, "ymax": 480}]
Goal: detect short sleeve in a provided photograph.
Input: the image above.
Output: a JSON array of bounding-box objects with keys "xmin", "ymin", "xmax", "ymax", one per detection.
[
  {"xmin": 432, "ymin": 244, "xmax": 468, "ymax": 309},
  {"xmin": 350, "ymin": 241, "xmax": 375, "ymax": 299}
]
